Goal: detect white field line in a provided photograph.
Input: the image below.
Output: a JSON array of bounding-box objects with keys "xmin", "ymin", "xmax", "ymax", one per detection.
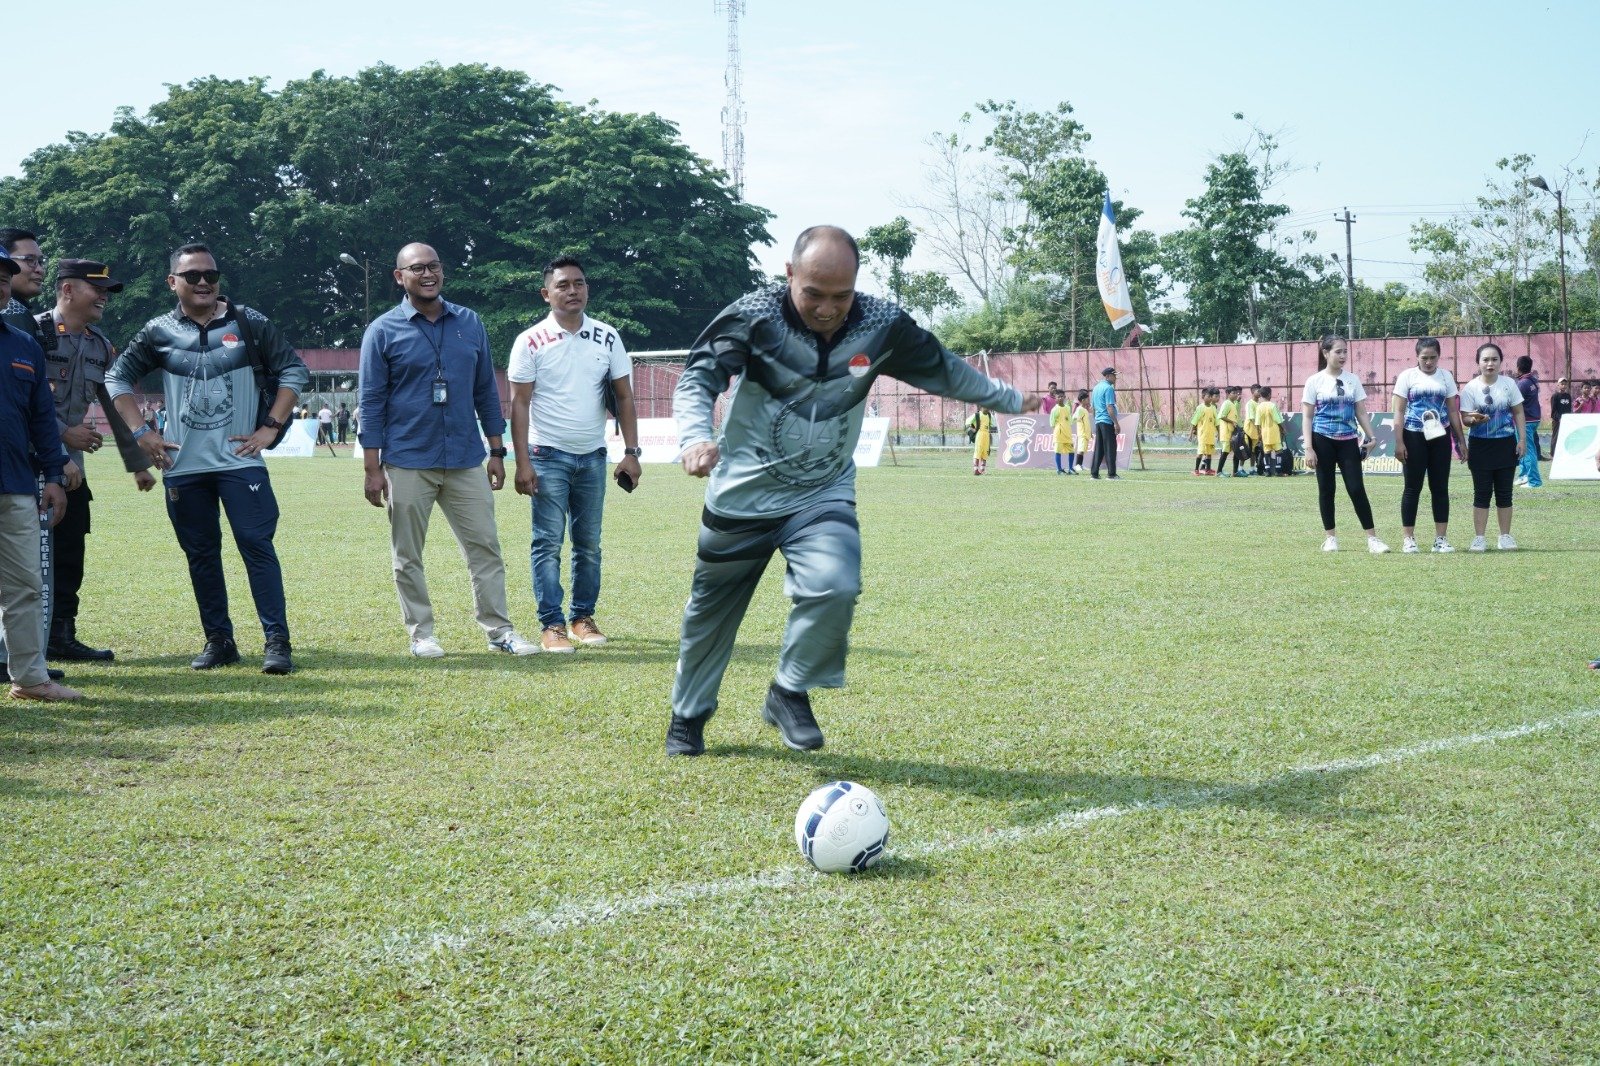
[{"xmin": 395, "ymin": 706, "xmax": 1600, "ymax": 952}]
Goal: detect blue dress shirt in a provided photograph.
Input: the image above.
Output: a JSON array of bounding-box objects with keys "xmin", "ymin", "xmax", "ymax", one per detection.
[
  {"xmin": 357, "ymin": 297, "xmax": 506, "ymax": 470},
  {"xmin": 2, "ymin": 323, "xmax": 65, "ymax": 494}
]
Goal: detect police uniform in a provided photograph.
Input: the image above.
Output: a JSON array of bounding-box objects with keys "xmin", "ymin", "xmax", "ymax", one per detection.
[{"xmin": 36, "ymin": 261, "xmax": 150, "ymax": 660}]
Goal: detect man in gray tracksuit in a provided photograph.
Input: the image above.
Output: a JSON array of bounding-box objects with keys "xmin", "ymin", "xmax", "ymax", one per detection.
[{"xmin": 666, "ymin": 226, "xmax": 1037, "ymax": 756}]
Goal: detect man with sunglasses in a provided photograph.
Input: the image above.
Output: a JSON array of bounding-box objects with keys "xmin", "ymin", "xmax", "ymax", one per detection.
[
  {"xmin": 106, "ymin": 244, "xmax": 309, "ymax": 674},
  {"xmin": 358, "ymin": 243, "xmax": 538, "ymax": 659}
]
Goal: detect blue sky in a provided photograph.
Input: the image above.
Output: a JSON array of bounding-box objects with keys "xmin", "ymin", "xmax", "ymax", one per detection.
[{"xmin": 10, "ymin": 0, "xmax": 1599, "ymax": 305}]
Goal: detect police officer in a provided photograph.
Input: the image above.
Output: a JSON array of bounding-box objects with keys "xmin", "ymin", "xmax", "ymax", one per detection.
[{"xmin": 39, "ymin": 260, "xmax": 155, "ymax": 661}]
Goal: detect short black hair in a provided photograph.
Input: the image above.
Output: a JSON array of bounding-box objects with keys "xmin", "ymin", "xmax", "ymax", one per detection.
[
  {"xmin": 1259, "ymin": 385, "xmax": 1273, "ymax": 398},
  {"xmin": 1477, "ymin": 342, "xmax": 1503, "ymax": 363},
  {"xmin": 1415, "ymin": 336, "xmax": 1441, "ymax": 355},
  {"xmin": 1076, "ymin": 389, "xmax": 1089, "ymax": 400},
  {"xmin": 170, "ymin": 243, "xmax": 214, "ymax": 272},
  {"xmin": 1515, "ymin": 354, "xmax": 1534, "ymax": 374},
  {"xmin": 0, "ymin": 228, "xmax": 38, "ymax": 252},
  {"xmin": 791, "ymin": 225, "xmax": 860, "ymax": 268},
  {"xmin": 543, "ymin": 255, "xmax": 585, "ymax": 282}
]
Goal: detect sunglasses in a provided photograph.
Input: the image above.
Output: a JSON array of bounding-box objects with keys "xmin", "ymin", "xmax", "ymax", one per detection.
[{"xmin": 174, "ymin": 269, "xmax": 221, "ymax": 285}]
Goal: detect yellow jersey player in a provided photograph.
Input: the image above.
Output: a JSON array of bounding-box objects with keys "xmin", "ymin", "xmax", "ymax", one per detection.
[{"xmin": 1190, "ymin": 387, "xmax": 1220, "ymax": 475}]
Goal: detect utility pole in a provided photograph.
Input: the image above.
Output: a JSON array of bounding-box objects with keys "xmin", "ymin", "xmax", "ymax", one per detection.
[
  {"xmin": 714, "ymin": 1, "xmax": 746, "ymax": 194},
  {"xmin": 1335, "ymin": 209, "xmax": 1357, "ymax": 341},
  {"xmin": 1528, "ymin": 176, "xmax": 1572, "ymax": 385}
]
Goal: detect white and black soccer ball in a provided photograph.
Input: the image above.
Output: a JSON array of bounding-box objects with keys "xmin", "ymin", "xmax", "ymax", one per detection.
[{"xmin": 794, "ymin": 781, "xmax": 889, "ymax": 873}]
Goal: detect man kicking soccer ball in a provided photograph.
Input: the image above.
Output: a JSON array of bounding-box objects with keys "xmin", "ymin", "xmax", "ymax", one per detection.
[{"xmin": 666, "ymin": 225, "xmax": 1037, "ymax": 756}]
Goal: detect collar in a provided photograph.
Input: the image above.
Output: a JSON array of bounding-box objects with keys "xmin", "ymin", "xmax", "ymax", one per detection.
[
  {"xmin": 175, "ymin": 299, "xmax": 236, "ymax": 329},
  {"xmin": 401, "ymin": 295, "xmax": 455, "ymax": 322},
  {"xmin": 780, "ymin": 287, "xmax": 863, "ymax": 346},
  {"xmin": 538, "ymin": 311, "xmax": 589, "ymax": 337}
]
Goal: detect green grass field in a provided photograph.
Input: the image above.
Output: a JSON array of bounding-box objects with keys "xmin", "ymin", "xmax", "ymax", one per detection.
[{"xmin": 4, "ymin": 451, "xmax": 1598, "ymax": 1062}]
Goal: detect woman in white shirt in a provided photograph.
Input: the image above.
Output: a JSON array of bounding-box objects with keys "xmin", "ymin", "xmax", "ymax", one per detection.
[
  {"xmin": 1458, "ymin": 342, "xmax": 1526, "ymax": 551},
  {"xmin": 1301, "ymin": 335, "xmax": 1389, "ymax": 553},
  {"xmin": 1391, "ymin": 337, "xmax": 1467, "ymax": 552}
]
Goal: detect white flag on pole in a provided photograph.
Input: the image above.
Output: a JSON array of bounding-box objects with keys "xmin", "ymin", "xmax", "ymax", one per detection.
[{"xmin": 1096, "ymin": 190, "xmax": 1135, "ymax": 330}]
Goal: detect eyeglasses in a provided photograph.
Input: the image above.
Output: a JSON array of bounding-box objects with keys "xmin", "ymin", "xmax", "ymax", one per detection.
[
  {"xmin": 8, "ymin": 255, "xmax": 47, "ymax": 268},
  {"xmin": 401, "ymin": 262, "xmax": 444, "ymax": 277},
  {"xmin": 174, "ymin": 269, "xmax": 221, "ymax": 284}
]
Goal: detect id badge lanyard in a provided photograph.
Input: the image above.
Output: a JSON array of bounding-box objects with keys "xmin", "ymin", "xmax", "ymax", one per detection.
[{"xmin": 420, "ymin": 317, "xmax": 448, "ymax": 405}]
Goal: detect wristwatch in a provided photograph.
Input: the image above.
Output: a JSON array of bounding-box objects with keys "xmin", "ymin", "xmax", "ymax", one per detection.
[
  {"xmin": 489, "ymin": 447, "xmax": 508, "ymax": 459},
  {"xmin": 623, "ymin": 447, "xmax": 643, "ymax": 457},
  {"xmin": 263, "ymin": 415, "xmax": 285, "ymax": 430},
  {"xmin": 44, "ymin": 474, "xmax": 67, "ymax": 486}
]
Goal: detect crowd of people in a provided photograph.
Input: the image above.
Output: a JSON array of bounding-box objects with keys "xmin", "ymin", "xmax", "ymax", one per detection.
[{"xmin": 4, "ymin": 222, "xmax": 1594, "ymax": 716}]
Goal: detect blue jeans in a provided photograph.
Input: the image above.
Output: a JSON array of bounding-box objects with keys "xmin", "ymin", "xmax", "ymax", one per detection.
[
  {"xmin": 529, "ymin": 446, "xmax": 607, "ymax": 628},
  {"xmin": 164, "ymin": 467, "xmax": 288, "ymax": 643},
  {"xmin": 1519, "ymin": 424, "xmax": 1543, "ymax": 486}
]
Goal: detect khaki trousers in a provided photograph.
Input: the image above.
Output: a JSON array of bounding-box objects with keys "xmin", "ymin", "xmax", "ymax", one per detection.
[
  {"xmin": 0, "ymin": 494, "xmax": 48, "ymax": 687},
  {"xmin": 384, "ymin": 465, "xmax": 513, "ymax": 641}
]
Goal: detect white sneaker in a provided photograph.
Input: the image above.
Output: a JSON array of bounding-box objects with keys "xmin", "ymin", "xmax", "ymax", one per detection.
[
  {"xmin": 1513, "ymin": 475, "xmax": 1529, "ymax": 488},
  {"xmin": 1402, "ymin": 537, "xmax": 1419, "ymax": 553},
  {"xmin": 1321, "ymin": 536, "xmax": 1339, "ymax": 553},
  {"xmin": 1432, "ymin": 537, "xmax": 1455, "ymax": 553},
  {"xmin": 1368, "ymin": 536, "xmax": 1391, "ymax": 555},
  {"xmin": 1497, "ymin": 534, "xmax": 1518, "ymax": 551},
  {"xmin": 489, "ymin": 630, "xmax": 540, "ymax": 656},
  {"xmin": 410, "ymin": 636, "xmax": 445, "ymax": 658},
  {"xmin": 1469, "ymin": 536, "xmax": 1488, "ymax": 552}
]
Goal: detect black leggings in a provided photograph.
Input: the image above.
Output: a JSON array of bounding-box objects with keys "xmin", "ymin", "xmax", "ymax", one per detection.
[
  {"xmin": 1400, "ymin": 430, "xmax": 1452, "ymax": 528},
  {"xmin": 1312, "ymin": 433, "xmax": 1375, "ymax": 532},
  {"xmin": 1471, "ymin": 464, "xmax": 1515, "ymax": 509}
]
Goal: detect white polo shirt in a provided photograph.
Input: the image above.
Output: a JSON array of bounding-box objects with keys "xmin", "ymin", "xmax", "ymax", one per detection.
[{"xmin": 506, "ymin": 313, "xmax": 631, "ymax": 453}]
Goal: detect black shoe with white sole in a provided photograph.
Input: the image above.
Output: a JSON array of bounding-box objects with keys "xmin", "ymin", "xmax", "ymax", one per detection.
[{"xmin": 762, "ymin": 682, "xmax": 823, "ymax": 751}]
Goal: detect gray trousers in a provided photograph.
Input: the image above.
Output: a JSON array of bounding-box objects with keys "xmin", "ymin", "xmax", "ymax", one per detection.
[
  {"xmin": 383, "ymin": 465, "xmax": 514, "ymax": 641},
  {"xmin": 0, "ymin": 479, "xmax": 51, "ymax": 675},
  {"xmin": 672, "ymin": 500, "xmax": 861, "ymax": 719},
  {"xmin": 0, "ymin": 494, "xmax": 49, "ymax": 687}
]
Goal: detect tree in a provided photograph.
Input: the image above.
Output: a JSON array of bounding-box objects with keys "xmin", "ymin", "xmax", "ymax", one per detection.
[
  {"xmin": 0, "ymin": 63, "xmax": 773, "ymax": 358},
  {"xmin": 900, "ymin": 270, "xmax": 962, "ymax": 324},
  {"xmin": 859, "ymin": 217, "xmax": 917, "ymax": 306}
]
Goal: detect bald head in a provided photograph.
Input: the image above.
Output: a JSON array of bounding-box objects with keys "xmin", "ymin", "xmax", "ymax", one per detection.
[
  {"xmin": 396, "ymin": 242, "xmax": 438, "ymax": 269},
  {"xmin": 786, "ymin": 226, "xmax": 859, "ymax": 340},
  {"xmin": 790, "ymin": 226, "xmax": 860, "ymax": 273}
]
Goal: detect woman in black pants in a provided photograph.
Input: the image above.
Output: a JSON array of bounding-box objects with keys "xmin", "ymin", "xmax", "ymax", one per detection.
[
  {"xmin": 1392, "ymin": 337, "xmax": 1467, "ymax": 553},
  {"xmin": 1301, "ymin": 335, "xmax": 1390, "ymax": 553},
  {"xmin": 1458, "ymin": 343, "xmax": 1526, "ymax": 551}
]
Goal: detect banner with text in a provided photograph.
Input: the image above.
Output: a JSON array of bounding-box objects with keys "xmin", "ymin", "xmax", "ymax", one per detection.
[
  {"xmin": 998, "ymin": 412, "xmax": 1136, "ymax": 471},
  {"xmin": 1551, "ymin": 414, "xmax": 1600, "ymax": 480}
]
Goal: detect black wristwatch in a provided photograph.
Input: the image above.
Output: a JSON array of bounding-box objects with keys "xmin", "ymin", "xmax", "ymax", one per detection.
[
  {"xmin": 262, "ymin": 415, "xmax": 285, "ymax": 430},
  {"xmin": 623, "ymin": 447, "xmax": 643, "ymax": 457},
  {"xmin": 489, "ymin": 447, "xmax": 508, "ymax": 459}
]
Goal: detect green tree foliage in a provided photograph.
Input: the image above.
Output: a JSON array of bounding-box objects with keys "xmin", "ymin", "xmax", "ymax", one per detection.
[
  {"xmin": 859, "ymin": 216, "xmax": 917, "ymax": 305},
  {"xmin": 0, "ymin": 63, "xmax": 772, "ymax": 358}
]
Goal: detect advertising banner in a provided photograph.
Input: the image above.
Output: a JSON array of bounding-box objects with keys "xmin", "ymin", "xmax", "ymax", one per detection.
[
  {"xmin": 998, "ymin": 412, "xmax": 1136, "ymax": 471},
  {"xmin": 265, "ymin": 418, "xmax": 319, "ymax": 458},
  {"xmin": 1550, "ymin": 414, "xmax": 1600, "ymax": 480}
]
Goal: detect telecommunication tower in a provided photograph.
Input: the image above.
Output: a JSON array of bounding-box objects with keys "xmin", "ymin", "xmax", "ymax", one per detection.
[{"xmin": 714, "ymin": 0, "xmax": 746, "ymax": 193}]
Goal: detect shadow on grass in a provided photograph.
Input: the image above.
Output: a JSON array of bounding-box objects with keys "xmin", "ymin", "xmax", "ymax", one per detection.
[{"xmin": 716, "ymin": 743, "xmax": 1376, "ymax": 825}]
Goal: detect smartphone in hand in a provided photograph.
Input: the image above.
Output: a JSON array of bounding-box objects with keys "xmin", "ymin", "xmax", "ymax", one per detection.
[{"xmin": 614, "ymin": 467, "xmax": 636, "ymax": 493}]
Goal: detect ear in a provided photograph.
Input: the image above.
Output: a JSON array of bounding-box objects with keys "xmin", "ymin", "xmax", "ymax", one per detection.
[{"xmin": 784, "ymin": 262, "xmax": 795, "ymax": 281}]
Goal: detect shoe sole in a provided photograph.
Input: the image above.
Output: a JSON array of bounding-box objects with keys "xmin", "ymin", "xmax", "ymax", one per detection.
[
  {"xmin": 573, "ymin": 636, "xmax": 608, "ymax": 646},
  {"xmin": 262, "ymin": 664, "xmax": 293, "ymax": 675},
  {"xmin": 192, "ymin": 658, "xmax": 241, "ymax": 670},
  {"xmin": 411, "ymin": 649, "xmax": 445, "ymax": 659},
  {"xmin": 541, "ymin": 646, "xmax": 576, "ymax": 654},
  {"xmin": 490, "ymin": 644, "xmax": 542, "ymax": 656}
]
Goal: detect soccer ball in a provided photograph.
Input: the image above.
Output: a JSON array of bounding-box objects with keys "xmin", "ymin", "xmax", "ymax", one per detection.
[{"xmin": 794, "ymin": 781, "xmax": 889, "ymax": 873}]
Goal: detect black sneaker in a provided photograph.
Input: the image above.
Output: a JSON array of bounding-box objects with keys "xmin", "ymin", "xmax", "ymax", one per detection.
[
  {"xmin": 49, "ymin": 636, "xmax": 115, "ymax": 662},
  {"xmin": 0, "ymin": 665, "xmax": 65, "ymax": 682},
  {"xmin": 191, "ymin": 638, "xmax": 240, "ymax": 670},
  {"xmin": 666, "ymin": 711, "xmax": 711, "ymax": 757},
  {"xmin": 762, "ymin": 683, "xmax": 823, "ymax": 751},
  {"xmin": 262, "ymin": 639, "xmax": 294, "ymax": 676}
]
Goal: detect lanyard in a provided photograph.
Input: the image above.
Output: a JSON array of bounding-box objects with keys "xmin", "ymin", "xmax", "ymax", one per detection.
[{"xmin": 416, "ymin": 315, "xmax": 447, "ymax": 379}]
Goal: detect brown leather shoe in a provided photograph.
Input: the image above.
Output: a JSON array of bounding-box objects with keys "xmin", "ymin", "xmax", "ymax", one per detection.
[
  {"xmin": 570, "ymin": 617, "xmax": 608, "ymax": 646},
  {"xmin": 10, "ymin": 680, "xmax": 86, "ymax": 702},
  {"xmin": 540, "ymin": 625, "xmax": 576, "ymax": 654}
]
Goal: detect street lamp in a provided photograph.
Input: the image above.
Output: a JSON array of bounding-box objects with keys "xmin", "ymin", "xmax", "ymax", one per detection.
[
  {"xmin": 1527, "ymin": 176, "xmax": 1571, "ymax": 387},
  {"xmin": 338, "ymin": 252, "xmax": 372, "ymax": 336}
]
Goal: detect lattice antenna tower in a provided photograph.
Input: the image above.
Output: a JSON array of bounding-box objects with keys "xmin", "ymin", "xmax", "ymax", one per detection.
[{"xmin": 714, "ymin": 0, "xmax": 746, "ymax": 193}]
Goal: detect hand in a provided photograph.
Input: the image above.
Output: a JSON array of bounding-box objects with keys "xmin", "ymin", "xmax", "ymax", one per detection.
[
  {"xmin": 137, "ymin": 432, "xmax": 181, "ymax": 470},
  {"xmin": 63, "ymin": 460, "xmax": 83, "ymax": 492},
  {"xmin": 1514, "ymin": 436, "xmax": 1525, "ymax": 459},
  {"xmin": 514, "ymin": 463, "xmax": 538, "ymax": 497},
  {"xmin": 681, "ymin": 441, "xmax": 719, "ymax": 478},
  {"xmin": 62, "ymin": 424, "xmax": 103, "ymax": 452},
  {"xmin": 617, "ymin": 454, "xmax": 642, "ymax": 489},
  {"xmin": 1394, "ymin": 440, "xmax": 1407, "ymax": 463},
  {"xmin": 229, "ymin": 426, "xmax": 278, "ymax": 458},
  {"xmin": 1458, "ymin": 444, "xmax": 1469, "ymax": 464},
  {"xmin": 1020, "ymin": 395, "xmax": 1042, "ymax": 413},
  {"xmin": 1305, "ymin": 450, "xmax": 1318, "ymax": 471},
  {"xmin": 133, "ymin": 469, "xmax": 156, "ymax": 491},
  {"xmin": 486, "ymin": 456, "xmax": 506, "ymax": 491},
  {"xmin": 364, "ymin": 468, "xmax": 388, "ymax": 508},
  {"xmin": 41, "ymin": 483, "xmax": 66, "ymax": 529}
]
